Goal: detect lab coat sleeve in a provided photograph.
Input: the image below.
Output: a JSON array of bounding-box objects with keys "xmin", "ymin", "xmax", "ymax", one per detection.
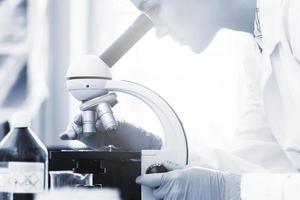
[
  {"xmin": 241, "ymin": 173, "xmax": 300, "ymax": 200},
  {"xmin": 190, "ymin": 39, "xmax": 276, "ymax": 174},
  {"xmin": 230, "ymin": 38, "xmax": 295, "ymax": 172},
  {"xmin": 285, "ymin": 0, "xmax": 300, "ymax": 63},
  {"xmin": 189, "ymin": 38, "xmax": 294, "ymax": 173},
  {"xmin": 232, "ymin": 39, "xmax": 294, "ymax": 173}
]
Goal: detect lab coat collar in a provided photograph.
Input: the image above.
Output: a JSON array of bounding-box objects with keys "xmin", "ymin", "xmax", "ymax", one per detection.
[
  {"xmin": 258, "ymin": 0, "xmax": 282, "ymax": 56},
  {"xmin": 257, "ymin": 0, "xmax": 283, "ymax": 91}
]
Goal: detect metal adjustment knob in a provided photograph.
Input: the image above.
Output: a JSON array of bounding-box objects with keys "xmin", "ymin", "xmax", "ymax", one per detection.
[{"xmin": 146, "ymin": 163, "xmax": 168, "ymax": 174}]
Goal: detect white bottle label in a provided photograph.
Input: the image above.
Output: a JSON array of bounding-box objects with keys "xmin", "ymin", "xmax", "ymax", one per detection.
[{"xmin": 0, "ymin": 162, "xmax": 45, "ymax": 193}]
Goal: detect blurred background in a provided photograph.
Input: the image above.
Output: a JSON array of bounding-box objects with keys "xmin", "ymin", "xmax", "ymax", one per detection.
[{"xmin": 0, "ymin": 0, "xmax": 253, "ymax": 149}]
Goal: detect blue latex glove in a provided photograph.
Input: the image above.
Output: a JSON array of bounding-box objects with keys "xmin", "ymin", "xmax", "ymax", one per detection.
[
  {"xmin": 136, "ymin": 161, "xmax": 241, "ymax": 200},
  {"xmin": 60, "ymin": 114, "xmax": 162, "ymax": 151}
]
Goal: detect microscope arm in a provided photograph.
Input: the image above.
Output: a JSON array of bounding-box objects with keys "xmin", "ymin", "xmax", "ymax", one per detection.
[
  {"xmin": 67, "ymin": 12, "xmax": 187, "ymax": 200},
  {"xmin": 104, "ymin": 80, "xmax": 189, "ymax": 166}
]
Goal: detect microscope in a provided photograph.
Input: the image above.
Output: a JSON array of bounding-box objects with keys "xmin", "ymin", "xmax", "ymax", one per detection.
[{"xmin": 49, "ymin": 14, "xmax": 189, "ymax": 200}]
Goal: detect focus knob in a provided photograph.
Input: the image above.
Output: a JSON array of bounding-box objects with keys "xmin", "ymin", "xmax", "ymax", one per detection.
[{"xmin": 146, "ymin": 163, "xmax": 168, "ymax": 174}]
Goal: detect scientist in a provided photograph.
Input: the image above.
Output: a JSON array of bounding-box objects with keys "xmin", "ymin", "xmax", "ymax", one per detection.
[{"xmin": 61, "ymin": 0, "xmax": 300, "ymax": 199}]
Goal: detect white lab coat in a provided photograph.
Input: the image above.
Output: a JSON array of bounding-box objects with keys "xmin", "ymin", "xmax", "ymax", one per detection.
[{"xmin": 189, "ymin": 0, "xmax": 300, "ymax": 198}]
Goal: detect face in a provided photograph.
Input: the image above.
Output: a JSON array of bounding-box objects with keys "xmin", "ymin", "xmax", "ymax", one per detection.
[{"xmin": 153, "ymin": 0, "xmax": 222, "ymax": 53}]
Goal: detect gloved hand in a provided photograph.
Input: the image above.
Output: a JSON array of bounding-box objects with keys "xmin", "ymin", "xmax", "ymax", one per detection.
[
  {"xmin": 136, "ymin": 161, "xmax": 241, "ymax": 200},
  {"xmin": 60, "ymin": 114, "xmax": 162, "ymax": 151}
]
